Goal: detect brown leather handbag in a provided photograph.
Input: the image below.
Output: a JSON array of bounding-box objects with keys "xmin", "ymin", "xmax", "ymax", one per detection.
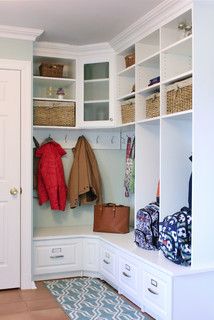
[{"xmin": 93, "ymin": 203, "xmax": 130, "ymax": 233}]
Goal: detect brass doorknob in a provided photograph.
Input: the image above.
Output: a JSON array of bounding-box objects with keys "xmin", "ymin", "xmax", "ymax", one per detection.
[{"xmin": 10, "ymin": 187, "xmax": 18, "ymax": 196}]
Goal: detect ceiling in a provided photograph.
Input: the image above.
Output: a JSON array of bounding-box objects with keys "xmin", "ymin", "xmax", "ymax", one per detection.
[{"xmin": 0, "ymin": 0, "xmax": 165, "ymax": 45}]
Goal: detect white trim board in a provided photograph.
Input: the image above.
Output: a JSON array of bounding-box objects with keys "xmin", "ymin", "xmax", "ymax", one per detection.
[
  {"xmin": 33, "ymin": 41, "xmax": 114, "ymax": 59},
  {"xmin": 0, "ymin": 25, "xmax": 43, "ymax": 41},
  {"xmin": 0, "ymin": 59, "xmax": 32, "ymax": 289}
]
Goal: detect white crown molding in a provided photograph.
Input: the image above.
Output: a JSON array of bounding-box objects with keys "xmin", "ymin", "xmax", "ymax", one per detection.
[
  {"xmin": 110, "ymin": 0, "xmax": 192, "ymax": 53},
  {"xmin": 33, "ymin": 41, "xmax": 79, "ymax": 58},
  {"xmin": 34, "ymin": 41, "xmax": 114, "ymax": 58},
  {"xmin": 78, "ymin": 42, "xmax": 114, "ymax": 56},
  {"xmin": 0, "ymin": 25, "xmax": 43, "ymax": 41}
]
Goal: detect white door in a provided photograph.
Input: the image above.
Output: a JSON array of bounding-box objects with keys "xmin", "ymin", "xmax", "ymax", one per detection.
[{"xmin": 0, "ymin": 69, "xmax": 21, "ymax": 289}]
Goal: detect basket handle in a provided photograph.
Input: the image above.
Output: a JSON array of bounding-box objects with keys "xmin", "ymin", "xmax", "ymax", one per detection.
[
  {"xmin": 173, "ymin": 86, "xmax": 182, "ymax": 100},
  {"xmin": 152, "ymin": 94, "xmax": 157, "ymax": 101}
]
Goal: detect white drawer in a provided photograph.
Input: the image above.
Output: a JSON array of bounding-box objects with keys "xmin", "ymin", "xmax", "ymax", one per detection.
[
  {"xmin": 142, "ymin": 265, "xmax": 171, "ymax": 320},
  {"xmin": 100, "ymin": 243, "xmax": 117, "ymax": 284},
  {"xmin": 34, "ymin": 238, "xmax": 82, "ymax": 275},
  {"xmin": 118, "ymin": 254, "xmax": 141, "ymax": 303}
]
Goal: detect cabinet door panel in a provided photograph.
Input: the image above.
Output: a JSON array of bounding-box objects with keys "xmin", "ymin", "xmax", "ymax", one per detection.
[
  {"xmin": 118, "ymin": 254, "xmax": 141, "ymax": 305},
  {"xmin": 34, "ymin": 239, "xmax": 82, "ymax": 275},
  {"xmin": 100, "ymin": 243, "xmax": 118, "ymax": 285},
  {"xmin": 83, "ymin": 238, "xmax": 99, "ymax": 272},
  {"xmin": 78, "ymin": 56, "xmax": 115, "ymax": 127},
  {"xmin": 142, "ymin": 265, "xmax": 172, "ymax": 320}
]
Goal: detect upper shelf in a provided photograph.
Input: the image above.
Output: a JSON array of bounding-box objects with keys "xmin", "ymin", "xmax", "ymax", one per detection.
[
  {"xmin": 33, "ymin": 56, "xmax": 76, "ymax": 79},
  {"xmin": 161, "ymin": 35, "xmax": 192, "ymax": 55},
  {"xmin": 136, "ymin": 29, "xmax": 160, "ymax": 62},
  {"xmin": 160, "ymin": 9, "xmax": 192, "ymax": 49},
  {"xmin": 34, "ymin": 76, "xmax": 76, "ymax": 87},
  {"xmin": 117, "ymin": 64, "xmax": 135, "ymax": 77},
  {"xmin": 136, "ymin": 52, "xmax": 160, "ymax": 67},
  {"xmin": 84, "ymin": 78, "xmax": 109, "ymax": 83},
  {"xmin": 33, "ymin": 97, "xmax": 76, "ymax": 102},
  {"xmin": 117, "ymin": 92, "xmax": 135, "ymax": 101}
]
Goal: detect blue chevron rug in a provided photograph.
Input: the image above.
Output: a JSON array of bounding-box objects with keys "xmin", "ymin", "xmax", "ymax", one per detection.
[{"xmin": 45, "ymin": 277, "xmax": 148, "ymax": 320}]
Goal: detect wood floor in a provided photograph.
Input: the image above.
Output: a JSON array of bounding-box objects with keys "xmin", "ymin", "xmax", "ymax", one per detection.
[
  {"xmin": 0, "ymin": 281, "xmax": 68, "ymax": 320},
  {"xmin": 0, "ymin": 281, "xmax": 154, "ymax": 319}
]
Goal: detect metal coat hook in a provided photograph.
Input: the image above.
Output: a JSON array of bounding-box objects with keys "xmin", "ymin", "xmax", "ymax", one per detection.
[
  {"xmin": 96, "ymin": 135, "xmax": 100, "ymax": 143},
  {"xmin": 121, "ymin": 136, "xmax": 125, "ymax": 143},
  {"xmin": 65, "ymin": 134, "xmax": 68, "ymax": 143},
  {"xmin": 111, "ymin": 136, "xmax": 115, "ymax": 144}
]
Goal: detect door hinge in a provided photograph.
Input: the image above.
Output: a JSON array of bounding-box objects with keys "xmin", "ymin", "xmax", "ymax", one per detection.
[{"xmin": 20, "ymin": 187, "xmax": 23, "ymax": 194}]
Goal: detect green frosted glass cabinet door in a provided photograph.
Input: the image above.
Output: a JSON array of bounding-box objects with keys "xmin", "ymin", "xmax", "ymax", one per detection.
[{"xmin": 84, "ymin": 62, "xmax": 109, "ymax": 121}]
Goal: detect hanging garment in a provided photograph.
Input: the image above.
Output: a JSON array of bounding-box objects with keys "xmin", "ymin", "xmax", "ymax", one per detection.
[
  {"xmin": 33, "ymin": 136, "xmax": 40, "ymax": 190},
  {"xmin": 68, "ymin": 135, "xmax": 103, "ymax": 208},
  {"xmin": 36, "ymin": 140, "xmax": 67, "ymax": 211},
  {"xmin": 124, "ymin": 137, "xmax": 135, "ymax": 197}
]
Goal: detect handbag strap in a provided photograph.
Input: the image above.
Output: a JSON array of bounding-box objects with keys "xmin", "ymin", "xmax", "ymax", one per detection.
[{"xmin": 97, "ymin": 203, "xmax": 125, "ymax": 212}]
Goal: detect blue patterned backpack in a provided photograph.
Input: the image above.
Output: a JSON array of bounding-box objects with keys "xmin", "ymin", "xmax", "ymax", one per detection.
[
  {"xmin": 135, "ymin": 203, "xmax": 159, "ymax": 250},
  {"xmin": 159, "ymin": 207, "xmax": 192, "ymax": 266}
]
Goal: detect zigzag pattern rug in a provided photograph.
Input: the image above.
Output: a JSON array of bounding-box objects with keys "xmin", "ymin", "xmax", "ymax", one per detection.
[{"xmin": 45, "ymin": 277, "xmax": 148, "ymax": 320}]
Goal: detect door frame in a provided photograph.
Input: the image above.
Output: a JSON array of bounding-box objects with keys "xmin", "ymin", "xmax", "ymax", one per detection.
[{"xmin": 0, "ymin": 59, "xmax": 32, "ymax": 289}]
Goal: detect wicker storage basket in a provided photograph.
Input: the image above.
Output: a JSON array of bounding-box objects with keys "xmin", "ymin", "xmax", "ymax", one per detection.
[
  {"xmin": 125, "ymin": 53, "xmax": 135, "ymax": 68},
  {"xmin": 146, "ymin": 93, "xmax": 160, "ymax": 118},
  {"xmin": 33, "ymin": 100, "xmax": 75, "ymax": 127},
  {"xmin": 39, "ymin": 62, "xmax": 64, "ymax": 78},
  {"xmin": 166, "ymin": 77, "xmax": 192, "ymax": 114},
  {"xmin": 121, "ymin": 99, "xmax": 135, "ymax": 124}
]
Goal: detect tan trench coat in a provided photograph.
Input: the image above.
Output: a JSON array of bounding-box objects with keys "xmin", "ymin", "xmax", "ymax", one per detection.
[{"xmin": 68, "ymin": 136, "xmax": 103, "ymax": 208}]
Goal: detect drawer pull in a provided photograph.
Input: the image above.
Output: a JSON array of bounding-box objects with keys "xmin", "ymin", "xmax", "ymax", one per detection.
[
  {"xmin": 125, "ymin": 264, "xmax": 131, "ymax": 271},
  {"xmin": 50, "ymin": 255, "xmax": 64, "ymax": 259},
  {"xmin": 105, "ymin": 252, "xmax": 110, "ymax": 259},
  {"xmin": 122, "ymin": 271, "xmax": 131, "ymax": 278},
  {"xmin": 151, "ymin": 279, "xmax": 158, "ymax": 287},
  {"xmin": 103, "ymin": 259, "xmax": 110, "ymax": 265},
  {"xmin": 148, "ymin": 288, "xmax": 158, "ymax": 295}
]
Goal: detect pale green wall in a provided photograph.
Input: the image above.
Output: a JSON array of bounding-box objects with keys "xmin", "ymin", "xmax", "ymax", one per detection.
[
  {"xmin": 0, "ymin": 38, "xmax": 33, "ymax": 60},
  {"xmin": 33, "ymin": 149, "xmax": 134, "ymax": 228}
]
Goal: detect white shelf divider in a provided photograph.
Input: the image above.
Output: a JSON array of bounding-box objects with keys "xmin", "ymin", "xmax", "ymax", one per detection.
[
  {"xmin": 33, "ymin": 97, "xmax": 76, "ymax": 102},
  {"xmin": 117, "ymin": 92, "xmax": 135, "ymax": 101},
  {"xmin": 34, "ymin": 76, "xmax": 76, "ymax": 82},
  {"xmin": 84, "ymin": 99, "xmax": 109, "ymax": 104},
  {"xmin": 84, "ymin": 78, "xmax": 109, "ymax": 83}
]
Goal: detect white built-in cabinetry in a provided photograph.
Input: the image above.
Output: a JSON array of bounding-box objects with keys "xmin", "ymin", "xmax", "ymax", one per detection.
[
  {"xmin": 33, "ymin": 227, "xmax": 214, "ymax": 320},
  {"xmin": 32, "ymin": 2, "xmax": 214, "ymax": 320},
  {"xmin": 33, "ymin": 51, "xmax": 116, "ymax": 129},
  {"xmin": 115, "ymin": 8, "xmax": 193, "ymax": 259}
]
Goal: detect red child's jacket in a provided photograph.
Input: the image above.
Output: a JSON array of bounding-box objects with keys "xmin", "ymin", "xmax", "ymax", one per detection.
[{"xmin": 36, "ymin": 141, "xmax": 67, "ymax": 211}]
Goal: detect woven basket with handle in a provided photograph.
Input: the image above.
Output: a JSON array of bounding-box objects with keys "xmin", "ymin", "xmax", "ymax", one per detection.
[
  {"xmin": 146, "ymin": 93, "xmax": 160, "ymax": 118},
  {"xmin": 166, "ymin": 77, "xmax": 192, "ymax": 114},
  {"xmin": 39, "ymin": 62, "xmax": 64, "ymax": 78},
  {"xmin": 125, "ymin": 53, "xmax": 135, "ymax": 68},
  {"xmin": 33, "ymin": 100, "xmax": 75, "ymax": 127},
  {"xmin": 121, "ymin": 99, "xmax": 135, "ymax": 124}
]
